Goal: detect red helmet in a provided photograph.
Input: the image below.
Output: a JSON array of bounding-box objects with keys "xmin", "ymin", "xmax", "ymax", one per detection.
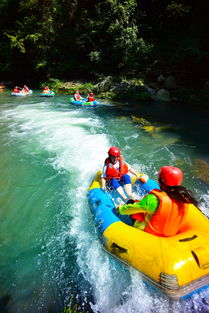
[
  {"xmin": 108, "ymin": 146, "xmax": 121, "ymax": 157},
  {"xmin": 158, "ymin": 166, "xmax": 183, "ymax": 186}
]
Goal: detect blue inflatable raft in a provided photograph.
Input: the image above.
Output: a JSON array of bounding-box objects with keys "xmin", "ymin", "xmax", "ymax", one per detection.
[
  {"xmin": 11, "ymin": 90, "xmax": 33, "ymax": 96},
  {"xmin": 70, "ymin": 97, "xmax": 98, "ymax": 107},
  {"xmin": 40, "ymin": 91, "xmax": 55, "ymax": 97}
]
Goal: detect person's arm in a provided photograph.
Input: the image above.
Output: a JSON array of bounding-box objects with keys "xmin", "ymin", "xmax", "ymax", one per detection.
[
  {"xmin": 125, "ymin": 162, "xmax": 138, "ymax": 178},
  {"xmin": 101, "ymin": 177, "xmax": 106, "ymax": 190},
  {"xmin": 101, "ymin": 164, "xmax": 107, "ymax": 190},
  {"xmin": 119, "ymin": 194, "xmax": 159, "ymax": 215},
  {"xmin": 128, "ymin": 165, "xmax": 149, "ymax": 183},
  {"xmin": 128, "ymin": 167, "xmax": 139, "ymax": 178}
]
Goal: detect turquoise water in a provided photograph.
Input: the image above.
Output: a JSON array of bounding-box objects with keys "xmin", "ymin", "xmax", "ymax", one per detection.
[{"xmin": 0, "ymin": 90, "xmax": 209, "ymax": 313}]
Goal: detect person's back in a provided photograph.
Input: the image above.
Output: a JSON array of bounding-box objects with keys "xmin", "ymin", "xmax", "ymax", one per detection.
[
  {"xmin": 43, "ymin": 86, "xmax": 50, "ymax": 94},
  {"xmin": 14, "ymin": 87, "xmax": 19, "ymax": 93},
  {"xmin": 87, "ymin": 92, "xmax": 95, "ymax": 102},
  {"xmin": 119, "ymin": 166, "xmax": 198, "ymax": 236},
  {"xmin": 144, "ymin": 189, "xmax": 189, "ymax": 236}
]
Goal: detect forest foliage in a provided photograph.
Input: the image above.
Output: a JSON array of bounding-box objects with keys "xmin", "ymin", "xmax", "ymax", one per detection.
[{"xmin": 0, "ymin": 0, "xmax": 208, "ymax": 86}]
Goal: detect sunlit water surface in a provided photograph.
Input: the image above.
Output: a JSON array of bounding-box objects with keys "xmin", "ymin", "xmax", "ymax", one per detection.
[{"xmin": 0, "ymin": 90, "xmax": 209, "ymax": 313}]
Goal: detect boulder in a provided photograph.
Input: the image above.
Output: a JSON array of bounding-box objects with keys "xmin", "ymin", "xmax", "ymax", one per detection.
[
  {"xmin": 163, "ymin": 75, "xmax": 177, "ymax": 89},
  {"xmin": 145, "ymin": 86, "xmax": 156, "ymax": 95},
  {"xmin": 110, "ymin": 82, "xmax": 130, "ymax": 93},
  {"xmin": 155, "ymin": 89, "xmax": 170, "ymax": 101},
  {"xmin": 193, "ymin": 159, "xmax": 209, "ymax": 184},
  {"xmin": 157, "ymin": 74, "xmax": 165, "ymax": 83},
  {"xmin": 94, "ymin": 76, "xmax": 113, "ymax": 93},
  {"xmin": 204, "ymin": 81, "xmax": 209, "ymax": 88}
]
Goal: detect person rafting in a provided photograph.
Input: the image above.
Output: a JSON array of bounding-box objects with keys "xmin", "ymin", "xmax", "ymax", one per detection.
[
  {"xmin": 101, "ymin": 146, "xmax": 140, "ymax": 202},
  {"xmin": 87, "ymin": 92, "xmax": 95, "ymax": 102},
  {"xmin": 43, "ymin": 86, "xmax": 51, "ymax": 94},
  {"xmin": 118, "ymin": 166, "xmax": 199, "ymax": 236},
  {"xmin": 74, "ymin": 90, "xmax": 82, "ymax": 101},
  {"xmin": 13, "ymin": 86, "xmax": 21, "ymax": 93},
  {"xmin": 22, "ymin": 85, "xmax": 30, "ymax": 93}
]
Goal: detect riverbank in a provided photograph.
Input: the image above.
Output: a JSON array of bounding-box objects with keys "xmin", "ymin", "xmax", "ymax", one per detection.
[{"xmin": 43, "ymin": 76, "xmax": 209, "ymax": 111}]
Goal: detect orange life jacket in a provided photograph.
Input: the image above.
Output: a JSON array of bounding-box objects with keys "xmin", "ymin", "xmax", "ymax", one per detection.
[
  {"xmin": 143, "ymin": 189, "xmax": 188, "ymax": 237},
  {"xmin": 105, "ymin": 157, "xmax": 129, "ymax": 180},
  {"xmin": 14, "ymin": 88, "xmax": 19, "ymax": 93}
]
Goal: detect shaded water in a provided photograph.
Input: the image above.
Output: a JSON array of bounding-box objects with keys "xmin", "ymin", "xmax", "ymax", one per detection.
[{"xmin": 0, "ymin": 90, "xmax": 209, "ymax": 313}]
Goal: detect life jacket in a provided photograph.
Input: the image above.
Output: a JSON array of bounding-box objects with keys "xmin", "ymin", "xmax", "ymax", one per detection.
[
  {"xmin": 105, "ymin": 156, "xmax": 129, "ymax": 180},
  {"xmin": 143, "ymin": 189, "xmax": 188, "ymax": 237},
  {"xmin": 87, "ymin": 96, "xmax": 95, "ymax": 102},
  {"xmin": 14, "ymin": 88, "xmax": 19, "ymax": 93},
  {"xmin": 74, "ymin": 94, "xmax": 81, "ymax": 100},
  {"xmin": 43, "ymin": 89, "xmax": 50, "ymax": 94}
]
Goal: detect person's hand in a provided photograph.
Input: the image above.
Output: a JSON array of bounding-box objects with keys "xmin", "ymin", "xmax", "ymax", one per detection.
[
  {"xmin": 138, "ymin": 174, "xmax": 149, "ymax": 183},
  {"xmin": 113, "ymin": 198, "xmax": 124, "ymax": 211}
]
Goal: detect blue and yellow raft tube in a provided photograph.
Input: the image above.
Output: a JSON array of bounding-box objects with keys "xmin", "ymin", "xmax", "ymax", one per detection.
[{"xmin": 88, "ymin": 171, "xmax": 209, "ymax": 300}]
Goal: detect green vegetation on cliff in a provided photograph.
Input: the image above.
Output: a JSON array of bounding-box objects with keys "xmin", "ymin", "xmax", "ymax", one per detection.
[{"xmin": 0, "ymin": 0, "xmax": 208, "ymax": 100}]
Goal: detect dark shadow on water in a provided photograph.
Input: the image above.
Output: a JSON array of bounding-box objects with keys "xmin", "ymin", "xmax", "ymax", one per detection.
[
  {"xmin": 0, "ymin": 295, "xmax": 10, "ymax": 313},
  {"xmin": 96, "ymin": 100, "xmax": 209, "ymax": 160}
]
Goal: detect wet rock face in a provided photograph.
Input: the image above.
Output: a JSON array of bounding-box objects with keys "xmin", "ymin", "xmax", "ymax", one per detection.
[
  {"xmin": 163, "ymin": 75, "xmax": 177, "ymax": 89},
  {"xmin": 194, "ymin": 159, "xmax": 209, "ymax": 184},
  {"xmin": 94, "ymin": 76, "xmax": 113, "ymax": 93},
  {"xmin": 155, "ymin": 88, "xmax": 171, "ymax": 101}
]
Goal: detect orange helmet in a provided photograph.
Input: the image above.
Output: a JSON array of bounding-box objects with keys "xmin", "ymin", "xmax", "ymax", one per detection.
[
  {"xmin": 108, "ymin": 146, "xmax": 121, "ymax": 157},
  {"xmin": 158, "ymin": 166, "xmax": 183, "ymax": 186}
]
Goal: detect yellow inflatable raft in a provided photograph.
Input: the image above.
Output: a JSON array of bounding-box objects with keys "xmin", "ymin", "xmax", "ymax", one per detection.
[{"xmin": 88, "ymin": 171, "xmax": 209, "ymax": 300}]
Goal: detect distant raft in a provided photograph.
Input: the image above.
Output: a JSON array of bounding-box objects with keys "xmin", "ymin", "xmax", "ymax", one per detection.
[
  {"xmin": 40, "ymin": 91, "xmax": 55, "ymax": 97},
  {"xmin": 70, "ymin": 97, "xmax": 98, "ymax": 107},
  {"xmin": 11, "ymin": 90, "xmax": 33, "ymax": 96},
  {"xmin": 88, "ymin": 171, "xmax": 209, "ymax": 300}
]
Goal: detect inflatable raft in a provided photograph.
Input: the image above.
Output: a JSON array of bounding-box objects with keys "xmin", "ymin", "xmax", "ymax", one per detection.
[
  {"xmin": 40, "ymin": 91, "xmax": 55, "ymax": 97},
  {"xmin": 70, "ymin": 97, "xmax": 98, "ymax": 107},
  {"xmin": 11, "ymin": 90, "xmax": 33, "ymax": 96},
  {"xmin": 88, "ymin": 171, "xmax": 209, "ymax": 300}
]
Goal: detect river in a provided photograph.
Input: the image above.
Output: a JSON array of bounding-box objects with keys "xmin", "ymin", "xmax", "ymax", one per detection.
[{"xmin": 0, "ymin": 90, "xmax": 209, "ymax": 313}]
